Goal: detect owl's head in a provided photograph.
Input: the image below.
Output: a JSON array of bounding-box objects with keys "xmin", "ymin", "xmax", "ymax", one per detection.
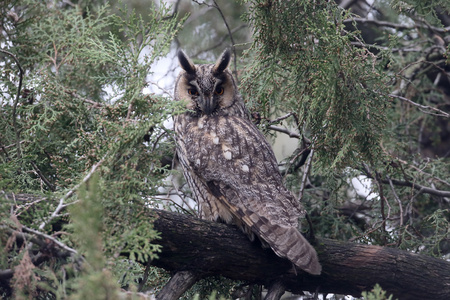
[{"xmin": 175, "ymin": 49, "xmax": 243, "ymax": 117}]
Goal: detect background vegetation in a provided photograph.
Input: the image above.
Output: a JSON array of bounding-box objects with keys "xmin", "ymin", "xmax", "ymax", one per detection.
[{"xmin": 1, "ymin": 0, "xmax": 449, "ymax": 299}]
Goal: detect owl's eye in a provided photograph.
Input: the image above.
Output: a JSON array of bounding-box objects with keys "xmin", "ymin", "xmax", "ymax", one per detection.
[
  {"xmin": 188, "ymin": 88, "xmax": 199, "ymax": 96},
  {"xmin": 214, "ymin": 86, "xmax": 224, "ymax": 95}
]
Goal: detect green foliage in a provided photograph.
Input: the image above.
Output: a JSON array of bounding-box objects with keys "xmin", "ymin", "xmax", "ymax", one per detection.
[
  {"xmin": 239, "ymin": 0, "xmax": 450, "ymax": 257},
  {"xmin": 1, "ymin": 0, "xmax": 449, "ymax": 298},
  {"xmin": 192, "ymin": 290, "xmax": 228, "ymax": 300},
  {"xmin": 361, "ymin": 284, "xmax": 396, "ymax": 300},
  {"xmin": 70, "ymin": 173, "xmax": 121, "ymax": 300},
  {"xmin": 71, "ymin": 172, "xmax": 105, "ymax": 270},
  {"xmin": 241, "ymin": 0, "xmax": 389, "ymax": 170},
  {"xmin": 391, "ymin": 0, "xmax": 450, "ymax": 23},
  {"xmin": 182, "ymin": 276, "xmax": 240, "ymax": 300},
  {"xmin": 1, "ymin": 0, "xmax": 182, "ymax": 298}
]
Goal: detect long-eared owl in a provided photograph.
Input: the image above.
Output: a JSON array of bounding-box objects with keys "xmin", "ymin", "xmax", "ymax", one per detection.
[{"xmin": 173, "ymin": 49, "xmax": 321, "ymax": 275}]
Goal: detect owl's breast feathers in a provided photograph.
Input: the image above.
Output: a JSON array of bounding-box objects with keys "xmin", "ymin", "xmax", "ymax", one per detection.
[{"xmin": 175, "ymin": 113, "xmax": 321, "ymax": 275}]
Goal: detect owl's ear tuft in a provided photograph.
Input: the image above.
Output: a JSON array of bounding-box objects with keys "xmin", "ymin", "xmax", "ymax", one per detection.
[
  {"xmin": 178, "ymin": 50, "xmax": 196, "ymax": 75},
  {"xmin": 213, "ymin": 49, "xmax": 231, "ymax": 75}
]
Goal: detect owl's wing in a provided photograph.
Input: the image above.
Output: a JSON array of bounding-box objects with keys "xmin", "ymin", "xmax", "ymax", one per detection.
[{"xmin": 178, "ymin": 114, "xmax": 321, "ymax": 275}]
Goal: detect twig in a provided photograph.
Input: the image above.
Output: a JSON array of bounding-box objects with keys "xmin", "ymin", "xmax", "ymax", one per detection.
[
  {"xmin": 384, "ymin": 177, "xmax": 450, "ymax": 198},
  {"xmin": 13, "ymin": 194, "xmax": 46, "ymax": 216},
  {"xmin": 298, "ymin": 146, "xmax": 314, "ymax": 201},
  {"xmin": 351, "ymin": 41, "xmax": 422, "ymax": 53},
  {"xmin": 147, "ymin": 80, "xmax": 173, "ymax": 98},
  {"xmin": 30, "ymin": 161, "xmax": 55, "ymax": 192},
  {"xmin": 268, "ymin": 112, "xmax": 294, "ymax": 124},
  {"xmin": 22, "ymin": 225, "xmax": 78, "ymax": 255},
  {"xmin": 267, "ymin": 125, "xmax": 300, "ymax": 139},
  {"xmin": 126, "ymin": 100, "xmax": 134, "ymax": 120},
  {"xmin": 344, "ymin": 17, "xmax": 450, "ymax": 34},
  {"xmin": 363, "ymin": 163, "xmax": 450, "ymax": 200},
  {"xmin": 138, "ymin": 262, "xmax": 154, "ymax": 292},
  {"xmin": 386, "ymin": 175, "xmax": 403, "ymax": 227},
  {"xmin": 162, "ymin": 0, "xmax": 181, "ymax": 20},
  {"xmin": 152, "ymin": 194, "xmax": 196, "ymax": 216},
  {"xmin": 192, "ymin": 24, "xmax": 247, "ymax": 58},
  {"xmin": 212, "ymin": 0, "xmax": 238, "ymax": 82},
  {"xmin": 70, "ymin": 91, "xmax": 104, "ymax": 108},
  {"xmin": 376, "ymin": 171, "xmax": 388, "ymax": 243},
  {"xmin": 38, "ymin": 153, "xmax": 108, "ymax": 230},
  {"xmin": 1, "ymin": 141, "xmax": 25, "ymax": 150},
  {"xmin": 1, "ymin": 225, "xmax": 46, "ymax": 248},
  {"xmin": 388, "ymin": 94, "xmax": 449, "ymax": 118},
  {"xmin": 350, "ymin": 167, "xmax": 392, "ymax": 243},
  {"xmin": 405, "ymin": 188, "xmax": 424, "ymax": 224},
  {"xmin": 1, "ymin": 49, "xmax": 24, "ymax": 159}
]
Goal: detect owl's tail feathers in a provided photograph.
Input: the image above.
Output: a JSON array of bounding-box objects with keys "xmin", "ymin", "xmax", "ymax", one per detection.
[{"xmin": 263, "ymin": 224, "xmax": 322, "ymax": 275}]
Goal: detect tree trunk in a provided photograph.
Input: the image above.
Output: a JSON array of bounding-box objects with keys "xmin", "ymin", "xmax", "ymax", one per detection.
[{"xmin": 148, "ymin": 209, "xmax": 450, "ymax": 300}]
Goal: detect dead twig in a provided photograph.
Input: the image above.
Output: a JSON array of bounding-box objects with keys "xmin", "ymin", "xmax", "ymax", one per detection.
[
  {"xmin": 298, "ymin": 146, "xmax": 314, "ymax": 201},
  {"xmin": 388, "ymin": 94, "xmax": 449, "ymax": 118},
  {"xmin": 386, "ymin": 175, "xmax": 403, "ymax": 227},
  {"xmin": 22, "ymin": 225, "xmax": 78, "ymax": 256}
]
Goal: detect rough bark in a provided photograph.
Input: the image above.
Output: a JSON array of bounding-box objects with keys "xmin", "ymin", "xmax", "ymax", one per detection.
[
  {"xmin": 148, "ymin": 209, "xmax": 450, "ymax": 300},
  {"xmin": 155, "ymin": 271, "xmax": 199, "ymax": 300}
]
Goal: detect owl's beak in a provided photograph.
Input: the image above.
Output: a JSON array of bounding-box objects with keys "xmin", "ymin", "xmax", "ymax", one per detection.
[{"xmin": 200, "ymin": 95, "xmax": 217, "ymax": 115}]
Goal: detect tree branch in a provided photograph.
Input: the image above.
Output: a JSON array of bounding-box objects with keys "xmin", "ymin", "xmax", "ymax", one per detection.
[
  {"xmin": 265, "ymin": 280, "xmax": 286, "ymax": 300},
  {"xmin": 147, "ymin": 209, "xmax": 450, "ymax": 300},
  {"xmin": 155, "ymin": 271, "xmax": 199, "ymax": 300},
  {"xmin": 344, "ymin": 17, "xmax": 450, "ymax": 34},
  {"xmin": 267, "ymin": 125, "xmax": 300, "ymax": 139},
  {"xmin": 389, "ymin": 93, "xmax": 450, "ymax": 118},
  {"xmin": 363, "ymin": 163, "xmax": 450, "ymax": 198}
]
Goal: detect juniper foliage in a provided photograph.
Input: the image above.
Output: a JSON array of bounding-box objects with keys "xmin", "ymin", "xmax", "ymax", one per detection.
[
  {"xmin": 1, "ymin": 0, "xmax": 449, "ymax": 299},
  {"xmin": 1, "ymin": 0, "xmax": 182, "ymax": 297}
]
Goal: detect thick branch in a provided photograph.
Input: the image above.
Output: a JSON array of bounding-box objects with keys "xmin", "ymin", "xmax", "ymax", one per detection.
[
  {"xmin": 148, "ymin": 209, "xmax": 450, "ymax": 300},
  {"xmin": 155, "ymin": 271, "xmax": 199, "ymax": 300}
]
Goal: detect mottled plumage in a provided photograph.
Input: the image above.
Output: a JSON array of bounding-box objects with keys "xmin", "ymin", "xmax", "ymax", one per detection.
[{"xmin": 173, "ymin": 49, "xmax": 321, "ymax": 275}]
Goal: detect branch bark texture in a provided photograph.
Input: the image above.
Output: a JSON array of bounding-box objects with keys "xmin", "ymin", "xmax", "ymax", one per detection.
[{"xmin": 149, "ymin": 209, "xmax": 450, "ymax": 300}]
